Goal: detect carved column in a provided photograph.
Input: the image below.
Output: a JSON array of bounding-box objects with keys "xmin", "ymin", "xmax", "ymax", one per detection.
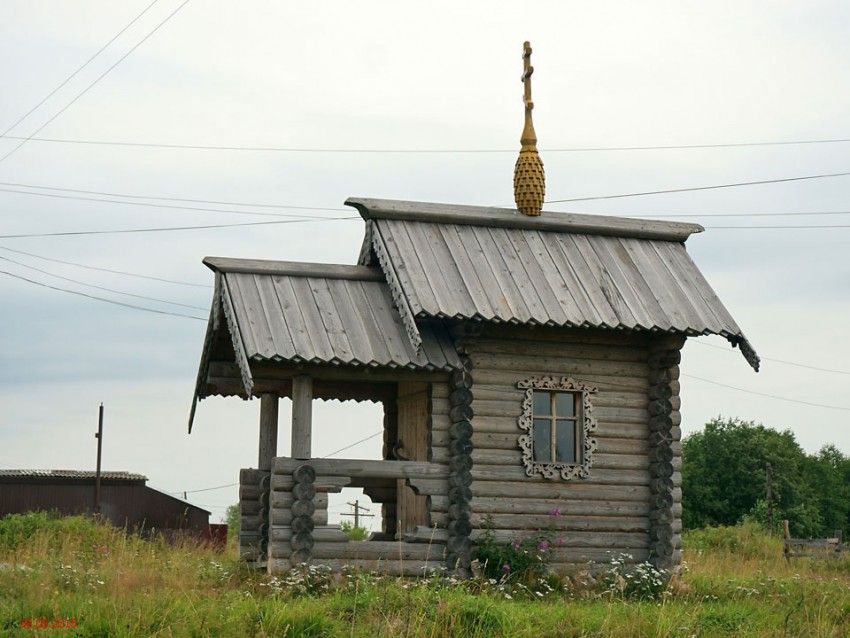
[
  {"xmin": 646, "ymin": 334, "xmax": 685, "ymax": 571},
  {"xmin": 445, "ymin": 356, "xmax": 474, "ymax": 577}
]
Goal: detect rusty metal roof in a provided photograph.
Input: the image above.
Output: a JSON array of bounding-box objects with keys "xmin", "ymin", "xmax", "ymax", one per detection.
[
  {"xmin": 349, "ymin": 198, "xmax": 759, "ymax": 370},
  {"xmin": 0, "ymin": 470, "xmax": 147, "ymax": 482}
]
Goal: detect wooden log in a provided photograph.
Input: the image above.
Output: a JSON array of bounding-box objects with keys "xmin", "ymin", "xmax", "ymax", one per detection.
[
  {"xmin": 271, "ymin": 474, "xmax": 350, "ymax": 492},
  {"xmin": 470, "ymin": 480, "xmax": 652, "ymax": 501},
  {"xmin": 240, "ymin": 468, "xmax": 268, "ymax": 484},
  {"xmin": 268, "ymin": 558, "xmax": 446, "ymax": 577},
  {"xmin": 240, "ymin": 515, "xmax": 260, "ymax": 532},
  {"xmin": 266, "ymin": 540, "xmax": 447, "ymax": 562},
  {"xmin": 292, "ymin": 464, "xmax": 316, "ymax": 484},
  {"xmin": 468, "ymin": 514, "xmax": 649, "ymax": 533},
  {"xmin": 404, "ymin": 526, "xmax": 449, "ymax": 543},
  {"xmin": 291, "ymin": 499, "xmax": 315, "ymax": 518},
  {"xmin": 472, "ymin": 464, "xmax": 649, "ymax": 485},
  {"xmin": 470, "ymin": 338, "xmax": 650, "ymax": 361},
  {"xmin": 449, "ymin": 388, "xmax": 473, "ymax": 407},
  {"xmin": 470, "ymin": 354, "xmax": 649, "ymax": 378},
  {"xmin": 240, "ymin": 500, "xmax": 261, "ymax": 516},
  {"xmin": 405, "ymin": 478, "xmax": 448, "ymax": 495},
  {"xmin": 435, "ymin": 495, "xmax": 653, "ymax": 518},
  {"xmin": 258, "ymin": 393, "xmax": 279, "ymax": 472},
  {"xmin": 545, "ymin": 547, "xmax": 652, "ymax": 564},
  {"xmin": 271, "ymin": 492, "xmax": 329, "ymax": 510},
  {"xmin": 271, "ymin": 525, "xmax": 349, "ymax": 543},
  {"xmin": 240, "ymin": 484, "xmax": 263, "ymax": 500},
  {"xmin": 273, "ymin": 458, "xmax": 449, "ymax": 480},
  {"xmin": 291, "ymin": 375, "xmax": 313, "ymax": 460},
  {"xmin": 469, "ymin": 529, "xmax": 650, "ymax": 549},
  {"xmin": 271, "ymin": 508, "xmax": 328, "ymax": 527},
  {"xmin": 472, "ymin": 369, "xmax": 649, "ymax": 393}
]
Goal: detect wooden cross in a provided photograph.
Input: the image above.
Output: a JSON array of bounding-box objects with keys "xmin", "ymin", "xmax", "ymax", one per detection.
[{"xmin": 522, "ymin": 41, "xmax": 534, "ymax": 111}]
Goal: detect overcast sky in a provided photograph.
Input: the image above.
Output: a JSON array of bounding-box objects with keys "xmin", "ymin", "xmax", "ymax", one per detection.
[{"xmin": 1, "ymin": 1, "xmax": 848, "ymax": 526}]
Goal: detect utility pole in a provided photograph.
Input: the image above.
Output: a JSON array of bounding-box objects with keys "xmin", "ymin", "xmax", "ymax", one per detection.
[
  {"xmin": 341, "ymin": 500, "xmax": 374, "ymax": 528},
  {"xmin": 94, "ymin": 403, "xmax": 104, "ymax": 515}
]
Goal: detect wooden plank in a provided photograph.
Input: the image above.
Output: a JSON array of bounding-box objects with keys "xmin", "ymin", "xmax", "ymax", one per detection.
[
  {"xmin": 273, "ymin": 458, "xmax": 449, "ymax": 480},
  {"xmin": 258, "ymin": 393, "xmax": 279, "ymax": 471},
  {"xmin": 397, "ymin": 381, "xmax": 430, "ymax": 535},
  {"xmin": 291, "ymin": 375, "xmax": 313, "ymax": 459},
  {"xmin": 271, "ymin": 473, "xmax": 350, "ymax": 492}
]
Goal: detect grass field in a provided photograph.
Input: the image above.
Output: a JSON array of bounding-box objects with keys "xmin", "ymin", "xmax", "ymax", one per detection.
[{"xmin": 2, "ymin": 513, "xmax": 849, "ymax": 637}]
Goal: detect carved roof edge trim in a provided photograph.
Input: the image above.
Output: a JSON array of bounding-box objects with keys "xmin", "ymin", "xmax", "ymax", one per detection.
[{"xmin": 345, "ymin": 197, "xmax": 704, "ymax": 243}]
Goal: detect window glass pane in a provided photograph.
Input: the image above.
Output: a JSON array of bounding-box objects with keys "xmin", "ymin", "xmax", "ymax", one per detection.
[
  {"xmin": 555, "ymin": 420, "xmax": 576, "ymax": 463},
  {"xmin": 533, "ymin": 418, "xmax": 551, "ymax": 462},
  {"xmin": 555, "ymin": 392, "xmax": 576, "ymax": 418},
  {"xmin": 533, "ymin": 391, "xmax": 551, "ymax": 416}
]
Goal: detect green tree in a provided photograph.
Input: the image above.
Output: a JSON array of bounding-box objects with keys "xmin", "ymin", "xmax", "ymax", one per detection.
[
  {"xmin": 682, "ymin": 417, "xmax": 814, "ymax": 533},
  {"xmin": 224, "ymin": 504, "xmax": 239, "ymax": 541}
]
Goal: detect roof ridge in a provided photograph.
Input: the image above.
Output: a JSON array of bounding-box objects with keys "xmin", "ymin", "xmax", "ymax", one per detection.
[{"xmin": 345, "ymin": 197, "xmax": 704, "ymax": 243}]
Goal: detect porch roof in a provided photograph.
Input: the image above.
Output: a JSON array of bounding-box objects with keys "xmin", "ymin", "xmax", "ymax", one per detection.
[{"xmin": 190, "ymin": 257, "xmax": 462, "ymax": 428}]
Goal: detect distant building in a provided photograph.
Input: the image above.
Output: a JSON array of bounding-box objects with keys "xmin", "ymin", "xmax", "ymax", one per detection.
[{"xmin": 0, "ymin": 470, "xmax": 209, "ymax": 534}]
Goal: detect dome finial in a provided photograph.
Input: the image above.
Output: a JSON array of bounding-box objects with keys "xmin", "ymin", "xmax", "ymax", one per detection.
[{"xmin": 514, "ymin": 41, "xmax": 545, "ymax": 216}]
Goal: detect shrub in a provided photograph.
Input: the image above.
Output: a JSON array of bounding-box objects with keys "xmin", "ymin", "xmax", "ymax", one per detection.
[{"xmin": 474, "ymin": 515, "xmax": 552, "ymax": 582}]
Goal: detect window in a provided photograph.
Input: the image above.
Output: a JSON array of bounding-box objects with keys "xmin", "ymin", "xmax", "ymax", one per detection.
[{"xmin": 517, "ymin": 376, "xmax": 597, "ymax": 480}]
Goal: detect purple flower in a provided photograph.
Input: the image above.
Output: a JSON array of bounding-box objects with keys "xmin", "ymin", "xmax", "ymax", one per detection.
[
  {"xmin": 501, "ymin": 563, "xmax": 511, "ymax": 573},
  {"xmin": 512, "ymin": 540, "xmax": 522, "ymax": 550},
  {"xmin": 551, "ymin": 507, "xmax": 562, "ymax": 517},
  {"xmin": 538, "ymin": 540, "xmax": 549, "ymax": 551},
  {"xmin": 555, "ymin": 536, "xmax": 564, "ymax": 547}
]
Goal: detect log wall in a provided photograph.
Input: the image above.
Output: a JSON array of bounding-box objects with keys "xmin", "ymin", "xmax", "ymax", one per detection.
[
  {"xmin": 239, "ymin": 468, "xmax": 269, "ymax": 567},
  {"xmin": 455, "ymin": 325, "xmax": 684, "ymax": 571}
]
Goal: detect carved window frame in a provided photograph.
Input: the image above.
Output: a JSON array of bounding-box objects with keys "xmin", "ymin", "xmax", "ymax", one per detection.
[{"xmin": 517, "ymin": 376, "xmax": 598, "ymax": 480}]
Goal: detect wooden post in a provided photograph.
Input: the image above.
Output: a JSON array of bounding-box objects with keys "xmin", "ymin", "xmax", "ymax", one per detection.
[
  {"xmin": 94, "ymin": 403, "xmax": 104, "ymax": 515},
  {"xmin": 258, "ymin": 393, "xmax": 279, "ymax": 471},
  {"xmin": 292, "ymin": 375, "xmax": 313, "ymax": 460}
]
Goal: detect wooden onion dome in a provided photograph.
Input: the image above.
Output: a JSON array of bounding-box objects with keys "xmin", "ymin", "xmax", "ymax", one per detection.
[{"xmin": 514, "ymin": 41, "xmax": 545, "ymax": 217}]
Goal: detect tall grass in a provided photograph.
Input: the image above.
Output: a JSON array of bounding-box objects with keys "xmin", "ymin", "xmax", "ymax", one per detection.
[{"xmin": 2, "ymin": 513, "xmax": 850, "ymax": 637}]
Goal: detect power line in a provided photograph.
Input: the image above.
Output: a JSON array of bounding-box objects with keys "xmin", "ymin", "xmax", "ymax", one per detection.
[
  {"xmin": 546, "ymin": 171, "xmax": 850, "ymax": 204},
  {"xmin": 682, "ymin": 373, "xmax": 850, "ymax": 412},
  {"xmin": 0, "ymin": 270, "xmax": 206, "ymax": 321},
  {"xmin": 704, "ymin": 224, "xmax": 850, "ymax": 229},
  {"xmin": 0, "ymin": 216, "xmax": 359, "ymax": 239},
  {"xmin": 0, "ymin": 0, "xmax": 191, "ymax": 165},
  {"xmin": 0, "ymin": 244, "xmax": 211, "ymax": 288},
  {"xmin": 1, "ymin": 135, "xmax": 850, "ymax": 153},
  {"xmin": 1, "ymin": 0, "xmax": 160, "ymax": 138},
  {"xmin": 639, "ymin": 211, "xmax": 850, "ymax": 219},
  {"xmin": 0, "ymin": 254, "xmax": 207, "ymax": 311},
  {"xmin": 692, "ymin": 340, "xmax": 850, "ymax": 375},
  {"xmin": 322, "ymin": 430, "xmax": 383, "ymax": 458},
  {"xmin": 0, "ymin": 187, "xmax": 337, "ymax": 219},
  {"xmin": 0, "ymin": 182, "xmax": 348, "ymax": 215}
]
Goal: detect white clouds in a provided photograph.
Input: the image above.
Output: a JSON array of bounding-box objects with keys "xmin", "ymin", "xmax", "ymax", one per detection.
[{"xmin": 1, "ymin": 1, "xmax": 849, "ymax": 518}]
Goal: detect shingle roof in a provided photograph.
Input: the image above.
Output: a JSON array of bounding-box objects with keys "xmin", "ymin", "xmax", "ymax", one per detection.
[{"xmin": 349, "ymin": 198, "xmax": 759, "ymax": 370}]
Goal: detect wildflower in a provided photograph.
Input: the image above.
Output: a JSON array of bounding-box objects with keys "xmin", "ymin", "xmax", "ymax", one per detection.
[
  {"xmin": 538, "ymin": 540, "xmax": 549, "ymax": 551},
  {"xmin": 551, "ymin": 507, "xmax": 562, "ymax": 517},
  {"xmin": 512, "ymin": 540, "xmax": 522, "ymax": 550},
  {"xmin": 501, "ymin": 563, "xmax": 511, "ymax": 574}
]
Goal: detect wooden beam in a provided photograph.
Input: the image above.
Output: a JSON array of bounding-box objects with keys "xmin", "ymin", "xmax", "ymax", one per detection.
[
  {"xmin": 258, "ymin": 393, "xmax": 279, "ymax": 471},
  {"xmin": 291, "ymin": 375, "xmax": 313, "ymax": 459}
]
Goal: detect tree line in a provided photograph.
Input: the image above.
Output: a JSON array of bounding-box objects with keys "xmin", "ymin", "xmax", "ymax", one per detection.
[{"xmin": 682, "ymin": 417, "xmax": 850, "ymax": 537}]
